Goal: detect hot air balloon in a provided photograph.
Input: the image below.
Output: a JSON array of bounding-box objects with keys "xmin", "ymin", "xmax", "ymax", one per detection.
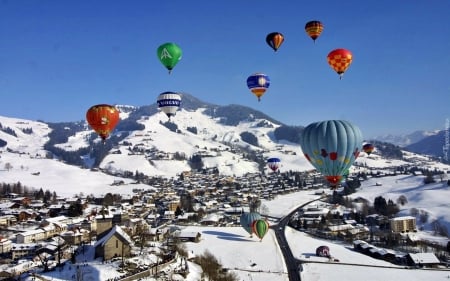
[
  {"xmin": 327, "ymin": 48, "xmax": 353, "ymax": 79},
  {"xmin": 252, "ymin": 219, "xmax": 269, "ymax": 241},
  {"xmin": 266, "ymin": 32, "xmax": 284, "ymax": 52},
  {"xmin": 363, "ymin": 143, "xmax": 375, "ymax": 155},
  {"xmin": 157, "ymin": 92, "xmax": 181, "ymax": 120},
  {"xmin": 305, "ymin": 20, "xmax": 324, "ymax": 43},
  {"xmin": 86, "ymin": 104, "xmax": 120, "ymax": 143},
  {"xmin": 240, "ymin": 212, "xmax": 261, "ymax": 237},
  {"xmin": 267, "ymin": 157, "xmax": 281, "ymax": 172},
  {"xmin": 247, "ymin": 73, "xmax": 270, "ymax": 102},
  {"xmin": 316, "ymin": 245, "xmax": 331, "ymax": 257},
  {"xmin": 157, "ymin": 42, "xmax": 182, "ymax": 74},
  {"xmin": 299, "ymin": 120, "xmax": 363, "ymax": 189}
]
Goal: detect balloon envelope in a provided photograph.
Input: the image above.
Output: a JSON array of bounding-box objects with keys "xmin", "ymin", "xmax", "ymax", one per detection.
[
  {"xmin": 266, "ymin": 32, "xmax": 284, "ymax": 52},
  {"xmin": 247, "ymin": 73, "xmax": 270, "ymax": 101},
  {"xmin": 252, "ymin": 219, "xmax": 269, "ymax": 240},
  {"xmin": 305, "ymin": 20, "xmax": 324, "ymax": 42},
  {"xmin": 86, "ymin": 104, "xmax": 120, "ymax": 142},
  {"xmin": 157, "ymin": 42, "xmax": 182, "ymax": 73},
  {"xmin": 327, "ymin": 48, "xmax": 353, "ymax": 79},
  {"xmin": 240, "ymin": 212, "xmax": 261, "ymax": 235},
  {"xmin": 267, "ymin": 157, "xmax": 281, "ymax": 172},
  {"xmin": 157, "ymin": 92, "xmax": 181, "ymax": 120},
  {"xmin": 363, "ymin": 143, "xmax": 375, "ymax": 155},
  {"xmin": 299, "ymin": 120, "xmax": 363, "ymax": 188},
  {"xmin": 316, "ymin": 245, "xmax": 331, "ymax": 257}
]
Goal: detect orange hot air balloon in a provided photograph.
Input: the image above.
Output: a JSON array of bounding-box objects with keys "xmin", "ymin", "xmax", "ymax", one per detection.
[
  {"xmin": 305, "ymin": 20, "xmax": 324, "ymax": 43},
  {"xmin": 86, "ymin": 104, "xmax": 120, "ymax": 142},
  {"xmin": 327, "ymin": 48, "xmax": 353, "ymax": 79},
  {"xmin": 266, "ymin": 32, "xmax": 285, "ymax": 52}
]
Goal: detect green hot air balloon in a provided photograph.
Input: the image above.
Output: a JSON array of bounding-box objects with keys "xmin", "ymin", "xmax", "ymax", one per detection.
[
  {"xmin": 299, "ymin": 120, "xmax": 363, "ymax": 189},
  {"xmin": 157, "ymin": 42, "xmax": 182, "ymax": 74},
  {"xmin": 252, "ymin": 219, "xmax": 269, "ymax": 241}
]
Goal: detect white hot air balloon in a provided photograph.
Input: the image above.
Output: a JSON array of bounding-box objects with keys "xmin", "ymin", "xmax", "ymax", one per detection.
[{"xmin": 157, "ymin": 92, "xmax": 181, "ymax": 120}]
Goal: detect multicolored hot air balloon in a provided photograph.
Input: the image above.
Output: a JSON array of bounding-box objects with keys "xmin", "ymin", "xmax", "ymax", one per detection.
[
  {"xmin": 305, "ymin": 20, "xmax": 324, "ymax": 43},
  {"xmin": 267, "ymin": 157, "xmax": 281, "ymax": 172},
  {"xmin": 266, "ymin": 32, "xmax": 284, "ymax": 52},
  {"xmin": 316, "ymin": 245, "xmax": 331, "ymax": 257},
  {"xmin": 327, "ymin": 48, "xmax": 353, "ymax": 79},
  {"xmin": 252, "ymin": 219, "xmax": 269, "ymax": 241},
  {"xmin": 86, "ymin": 104, "xmax": 120, "ymax": 143},
  {"xmin": 247, "ymin": 73, "xmax": 270, "ymax": 102},
  {"xmin": 157, "ymin": 42, "xmax": 182, "ymax": 74},
  {"xmin": 240, "ymin": 212, "xmax": 261, "ymax": 237},
  {"xmin": 157, "ymin": 92, "xmax": 181, "ymax": 120},
  {"xmin": 363, "ymin": 143, "xmax": 375, "ymax": 155},
  {"xmin": 299, "ymin": 120, "xmax": 363, "ymax": 189}
]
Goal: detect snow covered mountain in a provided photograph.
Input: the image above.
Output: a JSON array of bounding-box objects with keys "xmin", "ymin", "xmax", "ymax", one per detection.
[
  {"xmin": 0, "ymin": 93, "xmax": 448, "ymax": 198},
  {"xmin": 374, "ymin": 130, "xmax": 440, "ymax": 147}
]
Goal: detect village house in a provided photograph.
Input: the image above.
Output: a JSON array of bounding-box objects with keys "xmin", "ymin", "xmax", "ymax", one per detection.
[
  {"xmin": 60, "ymin": 228, "xmax": 90, "ymax": 246},
  {"xmin": 95, "ymin": 214, "xmax": 114, "ymax": 239},
  {"xmin": 11, "ymin": 197, "xmax": 32, "ymax": 207},
  {"xmin": 16, "ymin": 229, "xmax": 45, "ymax": 244},
  {"xmin": 406, "ymin": 253, "xmax": 441, "ymax": 268},
  {"xmin": 174, "ymin": 231, "xmax": 201, "ymax": 243},
  {"xmin": 0, "ymin": 237, "xmax": 12, "ymax": 254},
  {"xmin": 0, "ymin": 215, "xmax": 17, "ymax": 227},
  {"xmin": 10, "ymin": 243, "xmax": 38, "ymax": 260},
  {"xmin": 93, "ymin": 225, "xmax": 134, "ymax": 261}
]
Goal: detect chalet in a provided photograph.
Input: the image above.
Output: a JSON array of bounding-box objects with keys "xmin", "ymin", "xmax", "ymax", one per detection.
[
  {"xmin": 406, "ymin": 253, "xmax": 441, "ymax": 268},
  {"xmin": 16, "ymin": 229, "xmax": 45, "ymax": 244},
  {"xmin": 0, "ymin": 215, "xmax": 17, "ymax": 227},
  {"xmin": 326, "ymin": 224, "xmax": 355, "ymax": 238},
  {"xmin": 15, "ymin": 209, "xmax": 37, "ymax": 221},
  {"xmin": 200, "ymin": 213, "xmax": 221, "ymax": 226},
  {"xmin": 0, "ymin": 237, "xmax": 12, "ymax": 254},
  {"xmin": 0, "ymin": 202, "xmax": 20, "ymax": 212},
  {"xmin": 174, "ymin": 231, "xmax": 201, "ymax": 242},
  {"xmin": 163, "ymin": 210, "xmax": 175, "ymax": 221},
  {"xmin": 61, "ymin": 228, "xmax": 90, "ymax": 245},
  {"xmin": 95, "ymin": 214, "xmax": 114, "ymax": 239},
  {"xmin": 11, "ymin": 197, "xmax": 32, "ymax": 206},
  {"xmin": 93, "ymin": 225, "xmax": 134, "ymax": 261},
  {"xmin": 10, "ymin": 243, "xmax": 38, "ymax": 260}
]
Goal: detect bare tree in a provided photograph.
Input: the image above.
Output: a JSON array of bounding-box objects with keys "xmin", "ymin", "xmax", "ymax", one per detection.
[
  {"xmin": 396, "ymin": 195, "xmax": 408, "ymax": 206},
  {"xmin": 4, "ymin": 162, "xmax": 12, "ymax": 171}
]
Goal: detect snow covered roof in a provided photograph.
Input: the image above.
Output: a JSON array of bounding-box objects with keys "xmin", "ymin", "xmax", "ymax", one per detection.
[
  {"xmin": 93, "ymin": 225, "xmax": 133, "ymax": 247},
  {"xmin": 408, "ymin": 253, "xmax": 440, "ymax": 264},
  {"xmin": 200, "ymin": 213, "xmax": 220, "ymax": 223}
]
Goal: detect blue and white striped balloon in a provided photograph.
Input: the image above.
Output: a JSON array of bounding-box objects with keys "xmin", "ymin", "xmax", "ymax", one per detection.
[{"xmin": 157, "ymin": 92, "xmax": 181, "ymax": 120}]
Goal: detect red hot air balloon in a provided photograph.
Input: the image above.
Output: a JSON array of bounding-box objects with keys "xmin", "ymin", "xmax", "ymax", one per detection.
[
  {"xmin": 327, "ymin": 48, "xmax": 353, "ymax": 79},
  {"xmin": 363, "ymin": 143, "xmax": 375, "ymax": 155},
  {"xmin": 86, "ymin": 104, "xmax": 120, "ymax": 142},
  {"xmin": 266, "ymin": 32, "xmax": 285, "ymax": 52}
]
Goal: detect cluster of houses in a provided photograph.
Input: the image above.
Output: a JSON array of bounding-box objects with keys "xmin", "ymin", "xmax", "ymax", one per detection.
[
  {"xmin": 0, "ymin": 169, "xmax": 316, "ymax": 277},
  {"xmin": 0, "ymin": 165, "xmax": 448, "ymax": 277},
  {"xmin": 353, "ymin": 240, "xmax": 441, "ymax": 268}
]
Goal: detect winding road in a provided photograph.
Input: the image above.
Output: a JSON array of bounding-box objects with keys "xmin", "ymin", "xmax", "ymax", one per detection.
[{"xmin": 273, "ymin": 195, "xmax": 328, "ymax": 281}]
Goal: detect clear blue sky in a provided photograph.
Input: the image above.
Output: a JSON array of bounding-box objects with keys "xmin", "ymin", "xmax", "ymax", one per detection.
[{"xmin": 1, "ymin": 0, "xmax": 449, "ymax": 138}]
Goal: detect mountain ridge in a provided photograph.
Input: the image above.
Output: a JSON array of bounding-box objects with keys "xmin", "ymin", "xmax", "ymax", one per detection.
[{"xmin": 0, "ymin": 93, "xmax": 445, "ymax": 180}]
